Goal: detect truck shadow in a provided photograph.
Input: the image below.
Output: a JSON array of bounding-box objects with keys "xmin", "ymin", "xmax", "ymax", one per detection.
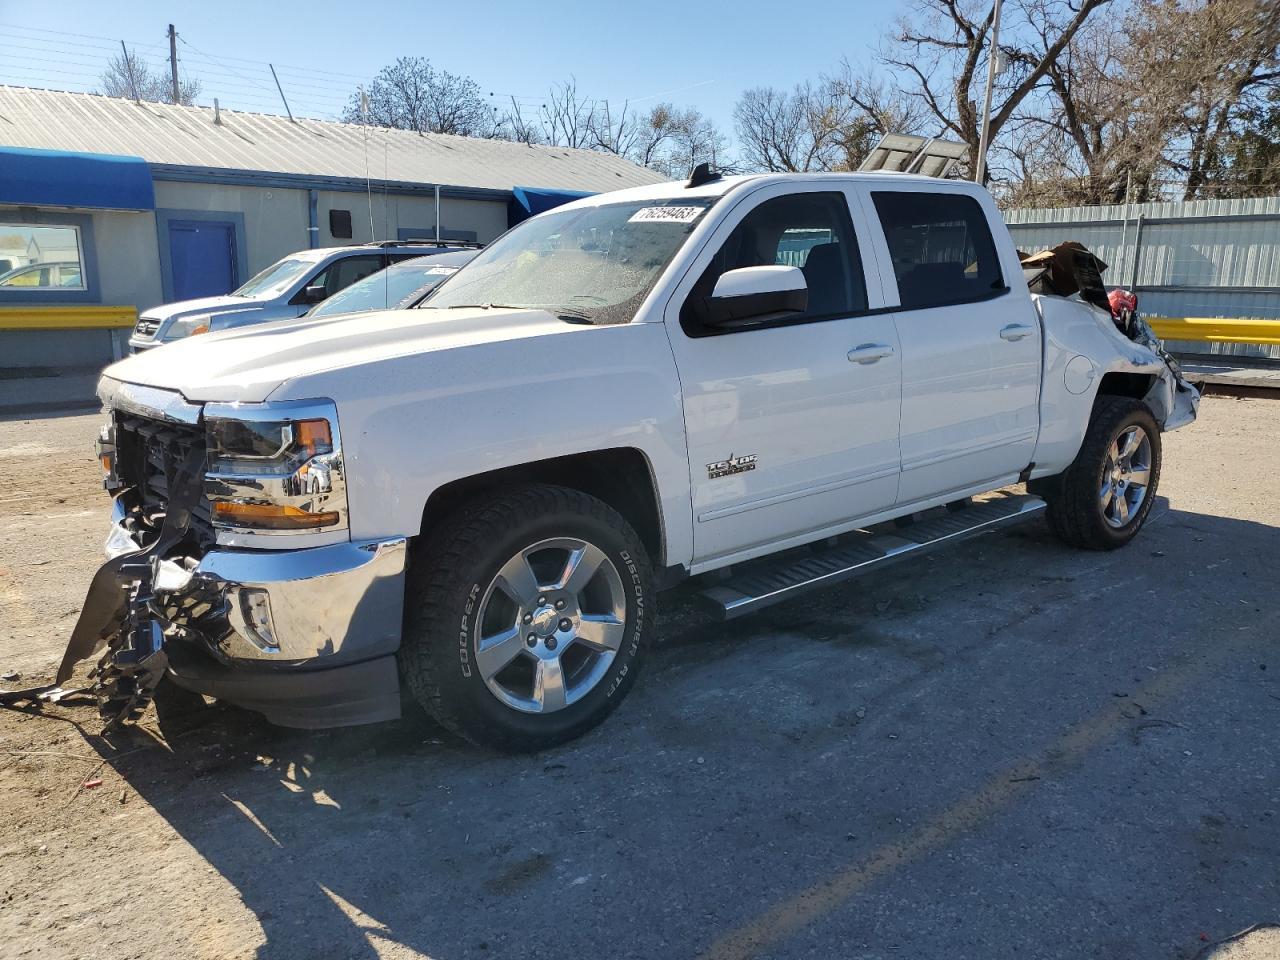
[{"xmin": 69, "ymin": 500, "xmax": 1280, "ymax": 960}]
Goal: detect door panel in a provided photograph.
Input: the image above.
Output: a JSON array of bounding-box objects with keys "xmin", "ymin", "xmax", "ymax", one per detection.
[
  {"xmin": 664, "ymin": 184, "xmax": 902, "ymax": 565},
  {"xmin": 859, "ymin": 188, "xmax": 1040, "ymax": 504},
  {"xmin": 169, "ymin": 221, "xmax": 236, "ymax": 300}
]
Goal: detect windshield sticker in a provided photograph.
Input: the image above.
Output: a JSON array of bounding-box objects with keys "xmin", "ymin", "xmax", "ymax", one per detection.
[{"xmin": 628, "ymin": 206, "xmax": 704, "ymax": 224}]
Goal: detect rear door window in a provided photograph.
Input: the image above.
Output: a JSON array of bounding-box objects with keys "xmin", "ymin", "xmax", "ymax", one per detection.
[
  {"xmin": 304, "ymin": 255, "xmax": 386, "ymax": 300},
  {"xmin": 871, "ymin": 192, "xmax": 1005, "ymax": 310}
]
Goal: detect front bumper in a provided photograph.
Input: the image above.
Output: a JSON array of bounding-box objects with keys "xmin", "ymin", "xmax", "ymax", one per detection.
[
  {"xmin": 107, "ymin": 503, "xmax": 408, "ymax": 727},
  {"xmin": 126, "ymin": 335, "xmax": 161, "ymax": 352}
]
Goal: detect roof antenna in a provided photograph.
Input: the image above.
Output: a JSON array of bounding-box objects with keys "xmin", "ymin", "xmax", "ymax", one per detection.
[
  {"xmin": 269, "ymin": 63, "xmax": 295, "ymax": 123},
  {"xmin": 687, "ymin": 162, "xmax": 720, "ymax": 188},
  {"xmin": 120, "ymin": 40, "xmax": 141, "ymax": 104}
]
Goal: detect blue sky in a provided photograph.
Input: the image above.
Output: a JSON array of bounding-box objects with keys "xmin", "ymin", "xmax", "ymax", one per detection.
[{"xmin": 0, "ymin": 0, "xmax": 899, "ymax": 138}]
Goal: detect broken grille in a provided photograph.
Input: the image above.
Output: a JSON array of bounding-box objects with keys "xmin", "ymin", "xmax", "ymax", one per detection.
[{"xmin": 113, "ymin": 411, "xmax": 214, "ymax": 549}]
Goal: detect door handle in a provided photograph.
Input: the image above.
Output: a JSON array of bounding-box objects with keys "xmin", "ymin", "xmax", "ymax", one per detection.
[
  {"xmin": 848, "ymin": 343, "xmax": 895, "ymax": 365},
  {"xmin": 999, "ymin": 323, "xmax": 1034, "ymax": 342}
]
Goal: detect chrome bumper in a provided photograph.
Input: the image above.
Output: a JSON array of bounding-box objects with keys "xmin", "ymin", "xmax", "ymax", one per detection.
[{"xmin": 106, "ymin": 502, "xmax": 407, "ymax": 667}]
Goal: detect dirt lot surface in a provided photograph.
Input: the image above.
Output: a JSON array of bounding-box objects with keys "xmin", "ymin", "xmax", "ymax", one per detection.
[{"xmin": 1, "ymin": 398, "xmax": 1278, "ymax": 960}]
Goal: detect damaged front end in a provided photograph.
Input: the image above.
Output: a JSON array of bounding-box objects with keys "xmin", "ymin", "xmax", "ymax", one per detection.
[
  {"xmin": 2, "ymin": 382, "xmax": 407, "ymax": 730},
  {"xmin": 1022, "ymin": 241, "xmax": 1200, "ymax": 432}
]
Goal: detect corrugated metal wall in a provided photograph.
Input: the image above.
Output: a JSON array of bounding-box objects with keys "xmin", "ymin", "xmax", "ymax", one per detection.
[{"xmin": 1005, "ymin": 196, "xmax": 1280, "ymax": 358}]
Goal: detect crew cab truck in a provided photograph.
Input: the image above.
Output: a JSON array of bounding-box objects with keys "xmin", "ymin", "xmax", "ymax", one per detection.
[{"xmin": 74, "ymin": 171, "xmax": 1197, "ymax": 751}]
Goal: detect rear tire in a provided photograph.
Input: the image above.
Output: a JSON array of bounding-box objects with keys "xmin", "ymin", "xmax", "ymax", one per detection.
[
  {"xmin": 400, "ymin": 484, "xmax": 653, "ymax": 752},
  {"xmin": 1037, "ymin": 396, "xmax": 1162, "ymax": 550}
]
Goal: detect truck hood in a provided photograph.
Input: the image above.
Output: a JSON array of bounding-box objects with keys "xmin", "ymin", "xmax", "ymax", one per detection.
[
  {"xmin": 139, "ymin": 294, "xmax": 267, "ymax": 323},
  {"xmin": 102, "ymin": 307, "xmax": 575, "ymax": 404}
]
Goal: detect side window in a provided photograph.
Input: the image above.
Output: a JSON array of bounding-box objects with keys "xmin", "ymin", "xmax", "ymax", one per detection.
[
  {"xmin": 681, "ymin": 191, "xmax": 867, "ymax": 336},
  {"xmin": 309, "ymin": 255, "xmax": 385, "ymax": 297},
  {"xmin": 871, "ymin": 192, "xmax": 1005, "ymax": 310}
]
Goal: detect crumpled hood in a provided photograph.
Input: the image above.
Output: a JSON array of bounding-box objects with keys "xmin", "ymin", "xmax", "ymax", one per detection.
[
  {"xmin": 139, "ymin": 294, "xmax": 266, "ymax": 323},
  {"xmin": 103, "ymin": 307, "xmax": 574, "ymax": 403}
]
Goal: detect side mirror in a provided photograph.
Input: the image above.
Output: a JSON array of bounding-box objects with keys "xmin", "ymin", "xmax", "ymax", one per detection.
[
  {"xmin": 300, "ymin": 284, "xmax": 328, "ymax": 304},
  {"xmin": 704, "ymin": 266, "xmax": 807, "ymax": 328}
]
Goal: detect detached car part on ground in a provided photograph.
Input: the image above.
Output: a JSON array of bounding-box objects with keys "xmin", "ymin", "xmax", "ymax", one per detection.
[{"xmin": 1, "ymin": 171, "xmax": 1198, "ymax": 751}]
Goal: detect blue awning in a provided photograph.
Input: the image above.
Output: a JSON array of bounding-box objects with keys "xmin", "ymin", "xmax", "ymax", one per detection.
[
  {"xmin": 509, "ymin": 185, "xmax": 595, "ymax": 225},
  {"xmin": 0, "ymin": 146, "xmax": 155, "ymax": 211}
]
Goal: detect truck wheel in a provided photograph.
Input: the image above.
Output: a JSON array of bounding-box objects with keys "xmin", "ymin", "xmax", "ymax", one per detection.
[
  {"xmin": 400, "ymin": 484, "xmax": 653, "ymax": 752},
  {"xmin": 1039, "ymin": 397, "xmax": 1162, "ymax": 550}
]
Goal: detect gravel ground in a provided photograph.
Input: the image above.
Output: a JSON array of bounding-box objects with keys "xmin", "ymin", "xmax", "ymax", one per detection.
[{"xmin": 1, "ymin": 397, "xmax": 1278, "ymax": 960}]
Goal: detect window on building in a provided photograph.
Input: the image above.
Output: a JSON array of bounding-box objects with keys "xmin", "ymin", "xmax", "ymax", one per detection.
[
  {"xmin": 0, "ymin": 224, "xmax": 86, "ymax": 291},
  {"xmin": 871, "ymin": 192, "xmax": 1005, "ymax": 309},
  {"xmin": 329, "ymin": 209, "xmax": 353, "ymax": 239}
]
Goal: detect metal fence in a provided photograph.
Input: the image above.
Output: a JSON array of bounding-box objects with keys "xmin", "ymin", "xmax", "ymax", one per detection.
[{"xmin": 1004, "ymin": 196, "xmax": 1280, "ymax": 359}]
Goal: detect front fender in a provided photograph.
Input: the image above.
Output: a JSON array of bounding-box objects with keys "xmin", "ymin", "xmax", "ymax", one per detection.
[
  {"xmin": 272, "ymin": 322, "xmax": 694, "ymax": 568},
  {"xmin": 1031, "ymin": 295, "xmax": 1196, "ymax": 476}
]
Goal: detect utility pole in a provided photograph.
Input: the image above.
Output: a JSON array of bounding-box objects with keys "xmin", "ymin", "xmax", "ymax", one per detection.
[
  {"xmin": 974, "ymin": 0, "xmax": 1003, "ymax": 185},
  {"xmin": 167, "ymin": 24, "xmax": 180, "ymax": 104}
]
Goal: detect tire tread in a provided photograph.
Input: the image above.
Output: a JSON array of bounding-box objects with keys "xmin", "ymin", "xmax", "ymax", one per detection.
[
  {"xmin": 400, "ymin": 483, "xmax": 651, "ymax": 751},
  {"xmin": 1042, "ymin": 396, "xmax": 1161, "ymax": 551}
]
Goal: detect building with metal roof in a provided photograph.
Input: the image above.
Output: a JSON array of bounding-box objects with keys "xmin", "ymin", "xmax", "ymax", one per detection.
[{"xmin": 0, "ymin": 85, "xmax": 665, "ymax": 374}]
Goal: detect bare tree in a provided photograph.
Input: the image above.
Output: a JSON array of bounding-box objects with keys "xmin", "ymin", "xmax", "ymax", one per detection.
[
  {"xmin": 1002, "ymin": 0, "xmax": 1279, "ymax": 203},
  {"xmin": 343, "ymin": 57, "xmax": 497, "ymax": 137},
  {"xmin": 100, "ymin": 46, "xmax": 200, "ymax": 105},
  {"xmin": 491, "ymin": 82, "xmax": 730, "ymax": 178},
  {"xmin": 733, "ymin": 83, "xmax": 844, "ymax": 172},
  {"xmin": 537, "ymin": 78, "xmax": 594, "ymax": 148},
  {"xmin": 1125, "ymin": 0, "xmax": 1280, "ymax": 198},
  {"xmin": 884, "ymin": 0, "xmax": 1111, "ymax": 184},
  {"xmin": 501, "ymin": 96, "xmax": 543, "ymax": 145},
  {"xmin": 734, "ymin": 63, "xmax": 918, "ymax": 173}
]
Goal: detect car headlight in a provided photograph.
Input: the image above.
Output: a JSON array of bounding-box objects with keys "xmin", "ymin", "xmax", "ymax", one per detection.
[
  {"xmin": 165, "ymin": 314, "xmax": 212, "ymax": 340},
  {"xmin": 202, "ymin": 399, "xmax": 348, "ymax": 538}
]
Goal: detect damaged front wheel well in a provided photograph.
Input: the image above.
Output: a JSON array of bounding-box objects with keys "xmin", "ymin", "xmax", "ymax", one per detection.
[{"xmin": 1095, "ymin": 372, "xmax": 1157, "ymax": 402}]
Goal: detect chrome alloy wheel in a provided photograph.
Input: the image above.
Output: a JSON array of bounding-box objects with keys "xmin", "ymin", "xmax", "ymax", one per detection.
[
  {"xmin": 473, "ymin": 538, "xmax": 627, "ymax": 714},
  {"xmin": 1100, "ymin": 424, "xmax": 1153, "ymax": 528}
]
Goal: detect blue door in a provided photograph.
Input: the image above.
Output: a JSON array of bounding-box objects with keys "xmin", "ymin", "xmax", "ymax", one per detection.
[{"xmin": 169, "ymin": 220, "xmax": 237, "ymax": 300}]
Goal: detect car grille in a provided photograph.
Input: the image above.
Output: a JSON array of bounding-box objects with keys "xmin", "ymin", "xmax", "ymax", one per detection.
[
  {"xmin": 133, "ymin": 317, "xmax": 160, "ymax": 338},
  {"xmin": 114, "ymin": 411, "xmax": 214, "ymax": 548}
]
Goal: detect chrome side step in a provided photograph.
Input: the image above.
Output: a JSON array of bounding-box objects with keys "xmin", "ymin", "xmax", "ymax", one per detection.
[{"xmin": 698, "ymin": 493, "xmax": 1046, "ymax": 620}]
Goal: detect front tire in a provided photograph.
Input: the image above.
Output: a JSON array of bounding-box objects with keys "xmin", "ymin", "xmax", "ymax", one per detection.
[
  {"xmin": 400, "ymin": 484, "xmax": 653, "ymax": 752},
  {"xmin": 1037, "ymin": 396, "xmax": 1162, "ymax": 550}
]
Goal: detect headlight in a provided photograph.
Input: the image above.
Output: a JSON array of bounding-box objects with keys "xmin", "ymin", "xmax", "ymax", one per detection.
[
  {"xmin": 95, "ymin": 416, "xmax": 121, "ymax": 491},
  {"xmin": 166, "ymin": 314, "xmax": 212, "ymax": 340},
  {"xmin": 203, "ymin": 399, "xmax": 348, "ymax": 538}
]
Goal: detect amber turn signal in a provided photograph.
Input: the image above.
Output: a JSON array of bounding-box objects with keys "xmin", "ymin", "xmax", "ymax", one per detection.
[
  {"xmin": 293, "ymin": 418, "xmax": 333, "ymax": 458},
  {"xmin": 212, "ymin": 502, "xmax": 340, "ymax": 530}
]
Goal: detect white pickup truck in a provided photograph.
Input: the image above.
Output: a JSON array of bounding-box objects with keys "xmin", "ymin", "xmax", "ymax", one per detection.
[{"xmin": 43, "ymin": 170, "xmax": 1199, "ymax": 751}]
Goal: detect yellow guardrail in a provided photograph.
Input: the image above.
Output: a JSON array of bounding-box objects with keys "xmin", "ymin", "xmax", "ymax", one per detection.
[
  {"xmin": 1148, "ymin": 317, "xmax": 1280, "ymax": 346},
  {"xmin": 0, "ymin": 305, "xmax": 137, "ymax": 330}
]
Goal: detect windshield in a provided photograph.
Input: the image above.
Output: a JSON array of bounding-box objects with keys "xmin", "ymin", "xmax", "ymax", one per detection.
[
  {"xmin": 423, "ymin": 198, "xmax": 715, "ymax": 324},
  {"xmin": 233, "ymin": 258, "xmax": 315, "ymax": 298},
  {"xmin": 308, "ymin": 262, "xmax": 459, "ymax": 318}
]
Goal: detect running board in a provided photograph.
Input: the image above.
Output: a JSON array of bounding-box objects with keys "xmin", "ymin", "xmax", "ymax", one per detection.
[{"xmin": 698, "ymin": 493, "xmax": 1047, "ymax": 620}]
